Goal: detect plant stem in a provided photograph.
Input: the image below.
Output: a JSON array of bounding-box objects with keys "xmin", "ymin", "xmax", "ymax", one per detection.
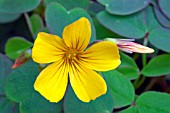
[
  {"xmin": 144, "ymin": 78, "xmax": 157, "ymax": 91},
  {"xmin": 24, "ymin": 13, "xmax": 34, "ymax": 39},
  {"xmin": 133, "ymin": 33, "xmax": 149, "ymax": 89},
  {"xmin": 133, "ymin": 53, "xmax": 139, "ymax": 61},
  {"xmin": 142, "ymin": 33, "xmax": 148, "ymax": 67},
  {"xmin": 135, "ymin": 75, "xmax": 146, "ymax": 89},
  {"xmin": 133, "ymin": 73, "xmax": 141, "ymax": 89}
]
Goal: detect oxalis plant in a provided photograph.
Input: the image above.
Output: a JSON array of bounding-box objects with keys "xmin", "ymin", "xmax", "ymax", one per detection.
[{"xmin": 1, "ymin": 0, "xmax": 170, "ymax": 113}]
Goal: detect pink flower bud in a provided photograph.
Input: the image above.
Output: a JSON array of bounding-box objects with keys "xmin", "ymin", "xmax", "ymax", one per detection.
[
  {"xmin": 12, "ymin": 49, "xmax": 31, "ymax": 68},
  {"xmin": 105, "ymin": 38, "xmax": 154, "ymax": 53}
]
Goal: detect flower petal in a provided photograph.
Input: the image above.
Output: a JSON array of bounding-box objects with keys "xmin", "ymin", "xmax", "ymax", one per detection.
[
  {"xmin": 34, "ymin": 58, "xmax": 69, "ymax": 102},
  {"xmin": 79, "ymin": 41, "xmax": 121, "ymax": 71},
  {"xmin": 32, "ymin": 32, "xmax": 68, "ymax": 63},
  {"xmin": 69, "ymin": 62, "xmax": 107, "ymax": 102},
  {"xmin": 63, "ymin": 17, "xmax": 91, "ymax": 51}
]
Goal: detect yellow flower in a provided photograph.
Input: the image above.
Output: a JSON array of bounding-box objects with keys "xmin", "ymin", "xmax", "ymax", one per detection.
[{"xmin": 32, "ymin": 17, "xmax": 121, "ymax": 103}]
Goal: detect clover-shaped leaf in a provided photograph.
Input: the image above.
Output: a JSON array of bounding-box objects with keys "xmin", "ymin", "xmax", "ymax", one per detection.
[
  {"xmin": 142, "ymin": 54, "xmax": 170, "ymax": 76},
  {"xmin": 0, "ymin": 53, "xmax": 12, "ymax": 95},
  {"xmin": 0, "ymin": 0, "xmax": 40, "ymax": 14},
  {"xmin": 103, "ymin": 70, "xmax": 135, "ymax": 108},
  {"xmin": 117, "ymin": 52, "xmax": 139, "ymax": 80},
  {"xmin": 149, "ymin": 28, "xmax": 170, "ymax": 53},
  {"xmin": 45, "ymin": 3, "xmax": 96, "ymax": 42},
  {"xmin": 97, "ymin": 6, "xmax": 160, "ymax": 39},
  {"xmin": 136, "ymin": 91, "xmax": 170, "ymax": 113},
  {"xmin": 97, "ymin": 0, "xmax": 151, "ymax": 15},
  {"xmin": 159, "ymin": 0, "xmax": 170, "ymax": 19},
  {"xmin": 5, "ymin": 60, "xmax": 62, "ymax": 113},
  {"xmin": 120, "ymin": 91, "xmax": 170, "ymax": 113},
  {"xmin": 5, "ymin": 37, "xmax": 33, "ymax": 60},
  {"xmin": 64, "ymin": 85, "xmax": 114, "ymax": 113},
  {"xmin": 44, "ymin": 0, "xmax": 89, "ymax": 10},
  {"xmin": 0, "ymin": 13, "xmax": 20, "ymax": 23}
]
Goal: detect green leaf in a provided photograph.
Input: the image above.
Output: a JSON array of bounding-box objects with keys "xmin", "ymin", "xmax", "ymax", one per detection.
[
  {"xmin": 36, "ymin": 27, "xmax": 50, "ymax": 34},
  {"xmin": 103, "ymin": 70, "xmax": 135, "ymax": 108},
  {"xmin": 154, "ymin": 6, "xmax": 170, "ymax": 28},
  {"xmin": 19, "ymin": 94, "xmax": 62, "ymax": 113},
  {"xmin": 29, "ymin": 14, "xmax": 44, "ymax": 38},
  {"xmin": 149, "ymin": 28, "xmax": 170, "ymax": 52},
  {"xmin": 5, "ymin": 60, "xmax": 62, "ymax": 113},
  {"xmin": 97, "ymin": 0, "xmax": 151, "ymax": 15},
  {"xmin": 0, "ymin": 0, "xmax": 40, "ymax": 13},
  {"xmin": 64, "ymin": 85, "xmax": 114, "ymax": 113},
  {"xmin": 116, "ymin": 52, "xmax": 139, "ymax": 80},
  {"xmin": 87, "ymin": 1, "xmax": 104, "ymax": 17},
  {"xmin": 117, "ymin": 68, "xmax": 139, "ymax": 80},
  {"xmin": 97, "ymin": 6, "xmax": 160, "ymax": 39},
  {"xmin": 45, "ymin": 3, "xmax": 96, "ymax": 42},
  {"xmin": 44, "ymin": 0, "xmax": 89, "ymax": 10},
  {"xmin": 5, "ymin": 37, "xmax": 33, "ymax": 60},
  {"xmin": 119, "ymin": 106, "xmax": 137, "ymax": 113},
  {"xmin": 93, "ymin": 18, "xmax": 118, "ymax": 40},
  {"xmin": 142, "ymin": 54, "xmax": 170, "ymax": 77},
  {"xmin": 0, "ymin": 98, "xmax": 19, "ymax": 113},
  {"xmin": 0, "ymin": 55, "xmax": 19, "ymax": 113},
  {"xmin": 0, "ymin": 54, "xmax": 12, "ymax": 95},
  {"xmin": 136, "ymin": 91, "xmax": 170, "ymax": 113},
  {"xmin": 159, "ymin": 0, "xmax": 170, "ymax": 19},
  {"xmin": 0, "ymin": 13, "xmax": 20, "ymax": 23}
]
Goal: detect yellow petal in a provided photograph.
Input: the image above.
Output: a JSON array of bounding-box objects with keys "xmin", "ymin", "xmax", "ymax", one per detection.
[
  {"xmin": 32, "ymin": 32, "xmax": 68, "ymax": 63},
  {"xmin": 79, "ymin": 41, "xmax": 121, "ymax": 71},
  {"xmin": 63, "ymin": 17, "xmax": 91, "ymax": 52},
  {"xmin": 34, "ymin": 58, "xmax": 69, "ymax": 102},
  {"xmin": 69, "ymin": 62, "xmax": 107, "ymax": 102}
]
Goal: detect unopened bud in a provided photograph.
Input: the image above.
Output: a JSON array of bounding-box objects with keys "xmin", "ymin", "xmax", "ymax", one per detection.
[
  {"xmin": 12, "ymin": 49, "xmax": 32, "ymax": 68},
  {"xmin": 105, "ymin": 38, "xmax": 154, "ymax": 54}
]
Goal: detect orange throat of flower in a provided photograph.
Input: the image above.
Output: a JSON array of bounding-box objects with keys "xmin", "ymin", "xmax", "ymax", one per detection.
[{"xmin": 65, "ymin": 48, "xmax": 79, "ymax": 62}]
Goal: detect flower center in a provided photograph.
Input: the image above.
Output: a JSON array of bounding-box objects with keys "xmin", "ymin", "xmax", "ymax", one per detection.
[{"xmin": 66, "ymin": 48, "xmax": 78, "ymax": 60}]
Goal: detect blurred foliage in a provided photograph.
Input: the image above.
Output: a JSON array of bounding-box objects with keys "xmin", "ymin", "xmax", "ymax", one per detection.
[{"xmin": 0, "ymin": 0, "xmax": 170, "ymax": 113}]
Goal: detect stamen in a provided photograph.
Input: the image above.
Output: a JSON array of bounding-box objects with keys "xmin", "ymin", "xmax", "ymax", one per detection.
[{"xmin": 65, "ymin": 48, "xmax": 78, "ymax": 61}]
